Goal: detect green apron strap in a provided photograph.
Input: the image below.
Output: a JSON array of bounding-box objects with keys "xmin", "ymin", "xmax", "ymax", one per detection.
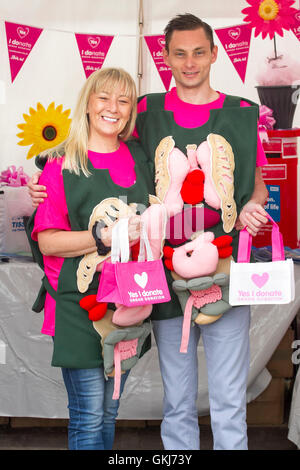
[
  {"xmin": 145, "ymin": 92, "xmax": 166, "ymax": 110},
  {"xmin": 223, "ymin": 94, "xmax": 259, "ymax": 119},
  {"xmin": 32, "ymin": 275, "xmax": 58, "ymax": 313},
  {"xmin": 223, "ymin": 95, "xmax": 243, "ymax": 107}
]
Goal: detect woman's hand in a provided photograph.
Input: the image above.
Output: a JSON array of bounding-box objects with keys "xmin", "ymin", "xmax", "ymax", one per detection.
[
  {"xmin": 27, "ymin": 171, "xmax": 47, "ymax": 207},
  {"xmin": 127, "ymin": 215, "xmax": 141, "ymax": 243},
  {"xmin": 235, "ymin": 201, "xmax": 268, "ymax": 237},
  {"xmin": 100, "ymin": 215, "xmax": 141, "ymax": 247}
]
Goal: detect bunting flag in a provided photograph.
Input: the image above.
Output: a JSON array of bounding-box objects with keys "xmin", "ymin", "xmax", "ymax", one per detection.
[
  {"xmin": 214, "ymin": 24, "xmax": 252, "ymax": 83},
  {"xmin": 144, "ymin": 35, "xmax": 172, "ymax": 91},
  {"xmin": 291, "ymin": 10, "xmax": 300, "ymax": 41},
  {"xmin": 75, "ymin": 33, "xmax": 114, "ymax": 78},
  {"xmin": 5, "ymin": 21, "xmax": 43, "ymax": 83}
]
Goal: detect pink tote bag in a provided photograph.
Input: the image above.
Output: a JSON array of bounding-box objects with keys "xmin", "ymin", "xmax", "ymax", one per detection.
[
  {"xmin": 229, "ymin": 214, "xmax": 295, "ymax": 305},
  {"xmin": 97, "ymin": 218, "xmax": 170, "ymax": 307}
]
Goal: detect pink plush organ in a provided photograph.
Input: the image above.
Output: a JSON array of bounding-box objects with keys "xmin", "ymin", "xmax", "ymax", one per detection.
[
  {"xmin": 196, "ymin": 141, "xmax": 221, "ymax": 210},
  {"xmin": 163, "ymin": 147, "xmax": 190, "ymax": 217},
  {"xmin": 172, "ymin": 232, "xmax": 218, "ymax": 278}
]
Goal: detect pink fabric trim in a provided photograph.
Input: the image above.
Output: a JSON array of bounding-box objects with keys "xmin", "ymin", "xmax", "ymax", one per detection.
[
  {"xmin": 32, "ymin": 158, "xmax": 70, "ymax": 336},
  {"xmin": 180, "ymin": 295, "xmax": 194, "ymax": 354},
  {"xmin": 88, "ymin": 141, "xmax": 136, "ymax": 187}
]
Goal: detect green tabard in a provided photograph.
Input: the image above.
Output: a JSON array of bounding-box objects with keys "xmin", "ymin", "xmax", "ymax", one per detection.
[
  {"xmin": 35, "ymin": 140, "xmax": 154, "ymax": 369},
  {"xmin": 136, "ymin": 93, "xmax": 259, "ymax": 321}
]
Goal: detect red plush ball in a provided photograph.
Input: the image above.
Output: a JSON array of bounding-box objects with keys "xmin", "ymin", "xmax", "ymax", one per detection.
[
  {"xmin": 180, "ymin": 169, "xmax": 204, "ymax": 205},
  {"xmin": 164, "ymin": 258, "xmax": 174, "ymax": 272},
  {"xmin": 163, "ymin": 246, "xmax": 174, "ymax": 259},
  {"xmin": 88, "ymin": 303, "xmax": 108, "ymax": 321},
  {"xmin": 131, "ymin": 241, "xmax": 140, "ymax": 261},
  {"xmin": 212, "ymin": 235, "xmax": 233, "ymax": 258},
  {"xmin": 79, "ymin": 294, "xmax": 98, "ymax": 311},
  {"xmin": 217, "ymin": 246, "xmax": 233, "ymax": 258}
]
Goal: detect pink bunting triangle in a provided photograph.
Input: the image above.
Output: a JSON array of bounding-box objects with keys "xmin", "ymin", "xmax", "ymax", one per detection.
[
  {"xmin": 291, "ymin": 10, "xmax": 300, "ymax": 41},
  {"xmin": 75, "ymin": 33, "xmax": 114, "ymax": 78},
  {"xmin": 214, "ymin": 24, "xmax": 252, "ymax": 83},
  {"xmin": 5, "ymin": 21, "xmax": 43, "ymax": 83},
  {"xmin": 144, "ymin": 35, "xmax": 172, "ymax": 91}
]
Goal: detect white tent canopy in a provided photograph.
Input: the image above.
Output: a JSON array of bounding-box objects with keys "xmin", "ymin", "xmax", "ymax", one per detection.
[{"xmin": 1, "ymin": 0, "xmax": 300, "ymax": 175}]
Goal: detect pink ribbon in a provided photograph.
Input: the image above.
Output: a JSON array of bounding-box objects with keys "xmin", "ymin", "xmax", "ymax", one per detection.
[
  {"xmin": 0, "ymin": 165, "xmax": 30, "ymax": 187},
  {"xmin": 258, "ymin": 105, "xmax": 276, "ymax": 143}
]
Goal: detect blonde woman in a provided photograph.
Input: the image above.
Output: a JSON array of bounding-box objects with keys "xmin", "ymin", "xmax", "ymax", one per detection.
[{"xmin": 29, "ymin": 68, "xmax": 154, "ymax": 450}]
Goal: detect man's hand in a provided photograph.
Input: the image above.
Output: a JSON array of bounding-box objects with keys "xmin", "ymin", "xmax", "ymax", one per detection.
[
  {"xmin": 235, "ymin": 201, "xmax": 268, "ymax": 237},
  {"xmin": 27, "ymin": 171, "xmax": 47, "ymax": 207}
]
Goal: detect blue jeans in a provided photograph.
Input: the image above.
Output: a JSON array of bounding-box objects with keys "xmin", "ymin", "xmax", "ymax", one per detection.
[
  {"xmin": 153, "ymin": 305, "xmax": 251, "ymax": 450},
  {"xmin": 61, "ymin": 367, "xmax": 129, "ymax": 450}
]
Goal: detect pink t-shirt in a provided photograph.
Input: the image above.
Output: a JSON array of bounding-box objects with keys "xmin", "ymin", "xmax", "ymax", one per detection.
[
  {"xmin": 32, "ymin": 142, "xmax": 136, "ymax": 336},
  {"xmin": 136, "ymin": 87, "xmax": 268, "ymax": 166}
]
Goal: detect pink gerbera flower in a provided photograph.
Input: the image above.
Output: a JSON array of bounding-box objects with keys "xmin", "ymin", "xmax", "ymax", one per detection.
[{"xmin": 242, "ymin": 0, "xmax": 297, "ymax": 39}]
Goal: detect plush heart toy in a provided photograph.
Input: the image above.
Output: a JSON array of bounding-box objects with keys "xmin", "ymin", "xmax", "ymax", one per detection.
[{"xmin": 180, "ymin": 169, "xmax": 204, "ymax": 205}]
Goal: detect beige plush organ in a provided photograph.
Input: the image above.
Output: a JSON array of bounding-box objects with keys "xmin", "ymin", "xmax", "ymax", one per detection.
[{"xmin": 197, "ymin": 134, "xmax": 237, "ymax": 233}]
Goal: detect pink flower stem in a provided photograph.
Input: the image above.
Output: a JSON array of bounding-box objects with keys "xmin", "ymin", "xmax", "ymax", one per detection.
[{"xmin": 273, "ymin": 34, "xmax": 278, "ymax": 60}]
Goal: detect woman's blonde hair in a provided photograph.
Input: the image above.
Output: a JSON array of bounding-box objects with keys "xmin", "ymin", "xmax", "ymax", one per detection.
[{"xmin": 45, "ymin": 67, "xmax": 137, "ymax": 176}]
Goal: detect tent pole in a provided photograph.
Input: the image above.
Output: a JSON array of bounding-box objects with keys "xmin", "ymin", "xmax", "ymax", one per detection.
[{"xmin": 138, "ymin": 0, "xmax": 144, "ymax": 96}]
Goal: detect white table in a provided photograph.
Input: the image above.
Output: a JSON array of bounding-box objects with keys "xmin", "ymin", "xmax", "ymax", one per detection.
[{"xmin": 0, "ymin": 260, "xmax": 299, "ymax": 420}]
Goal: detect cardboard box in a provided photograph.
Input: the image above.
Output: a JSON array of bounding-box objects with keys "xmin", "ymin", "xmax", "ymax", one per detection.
[
  {"xmin": 246, "ymin": 378, "xmax": 285, "ymax": 425},
  {"xmin": 266, "ymin": 328, "xmax": 295, "ymax": 378}
]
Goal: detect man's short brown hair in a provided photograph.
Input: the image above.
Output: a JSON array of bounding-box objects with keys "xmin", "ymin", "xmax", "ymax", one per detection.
[{"xmin": 164, "ymin": 13, "xmax": 215, "ymax": 52}]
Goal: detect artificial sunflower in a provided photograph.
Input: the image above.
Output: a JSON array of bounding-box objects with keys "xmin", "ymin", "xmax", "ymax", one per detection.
[
  {"xmin": 17, "ymin": 102, "xmax": 71, "ymax": 159},
  {"xmin": 242, "ymin": 0, "xmax": 297, "ymax": 40}
]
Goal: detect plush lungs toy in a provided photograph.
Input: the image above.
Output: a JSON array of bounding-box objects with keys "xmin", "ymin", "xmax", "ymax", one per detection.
[{"xmin": 153, "ymin": 134, "xmax": 236, "ymax": 340}]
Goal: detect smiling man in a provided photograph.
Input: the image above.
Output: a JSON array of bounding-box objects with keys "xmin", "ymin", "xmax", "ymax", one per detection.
[
  {"xmin": 163, "ymin": 26, "xmax": 218, "ymax": 99},
  {"xmin": 135, "ymin": 13, "xmax": 269, "ymax": 451}
]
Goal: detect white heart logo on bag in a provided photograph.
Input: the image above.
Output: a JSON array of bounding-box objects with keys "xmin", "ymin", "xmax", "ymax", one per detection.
[
  {"xmin": 251, "ymin": 272, "xmax": 269, "ymax": 288},
  {"xmin": 134, "ymin": 272, "xmax": 148, "ymax": 289}
]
